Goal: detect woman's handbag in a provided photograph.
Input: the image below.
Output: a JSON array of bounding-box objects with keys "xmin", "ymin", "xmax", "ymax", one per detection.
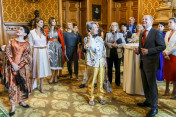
[
  {"xmin": 15, "ymin": 74, "xmax": 28, "ymax": 99},
  {"xmin": 103, "ymin": 78, "xmax": 112, "ymax": 93},
  {"xmin": 103, "ymin": 69, "xmax": 112, "ymax": 93}
]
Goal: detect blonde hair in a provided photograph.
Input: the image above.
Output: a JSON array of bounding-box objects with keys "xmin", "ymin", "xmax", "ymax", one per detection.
[
  {"xmin": 109, "ymin": 22, "xmax": 119, "ymax": 32},
  {"xmin": 66, "ymin": 22, "xmax": 74, "ymax": 32},
  {"xmin": 135, "ymin": 24, "xmax": 144, "ymax": 33}
]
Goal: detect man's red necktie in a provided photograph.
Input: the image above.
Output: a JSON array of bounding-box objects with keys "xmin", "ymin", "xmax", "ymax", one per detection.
[{"xmin": 142, "ymin": 30, "xmax": 147, "ymax": 46}]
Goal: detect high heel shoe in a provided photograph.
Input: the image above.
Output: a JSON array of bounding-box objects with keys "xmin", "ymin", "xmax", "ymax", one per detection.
[
  {"xmin": 19, "ymin": 102, "xmax": 30, "ymax": 108},
  {"xmin": 40, "ymin": 89, "xmax": 44, "ymax": 93},
  {"xmin": 49, "ymin": 81, "xmax": 53, "ymax": 84},
  {"xmin": 54, "ymin": 81, "xmax": 58, "ymax": 84},
  {"xmin": 170, "ymin": 95, "xmax": 176, "ymax": 99},
  {"xmin": 162, "ymin": 92, "xmax": 170, "ymax": 96},
  {"xmin": 162, "ymin": 89, "xmax": 170, "ymax": 96},
  {"xmin": 9, "ymin": 111, "xmax": 15, "ymax": 116}
]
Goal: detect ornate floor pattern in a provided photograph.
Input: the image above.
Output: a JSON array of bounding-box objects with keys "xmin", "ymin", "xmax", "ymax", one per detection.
[{"xmin": 0, "ymin": 63, "xmax": 176, "ymax": 117}]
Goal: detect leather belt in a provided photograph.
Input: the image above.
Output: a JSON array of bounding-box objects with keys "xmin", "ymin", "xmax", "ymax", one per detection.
[
  {"xmin": 48, "ymin": 38, "xmax": 58, "ymax": 41},
  {"xmin": 34, "ymin": 47, "xmax": 47, "ymax": 49}
]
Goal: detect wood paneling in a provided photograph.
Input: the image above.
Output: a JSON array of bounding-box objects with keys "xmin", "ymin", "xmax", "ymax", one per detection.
[
  {"xmin": 62, "ymin": 0, "xmax": 80, "ymax": 31},
  {"xmin": 80, "ymin": 0, "xmax": 87, "ymax": 36},
  {"xmin": 0, "ymin": 0, "xmax": 162, "ymax": 46},
  {"xmin": 87, "ymin": 0, "xmax": 107, "ymax": 34},
  {"xmin": 114, "ymin": 0, "xmax": 138, "ymax": 28}
]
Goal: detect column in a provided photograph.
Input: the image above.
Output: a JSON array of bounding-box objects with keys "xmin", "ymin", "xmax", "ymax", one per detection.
[{"xmin": 58, "ymin": 0, "xmax": 62, "ymax": 27}]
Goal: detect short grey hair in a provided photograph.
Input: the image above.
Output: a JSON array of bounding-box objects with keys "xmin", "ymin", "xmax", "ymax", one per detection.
[
  {"xmin": 145, "ymin": 15, "xmax": 153, "ymax": 21},
  {"xmin": 86, "ymin": 21, "xmax": 97, "ymax": 32}
]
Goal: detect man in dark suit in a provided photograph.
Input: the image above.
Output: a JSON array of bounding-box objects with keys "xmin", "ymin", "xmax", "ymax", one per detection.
[
  {"xmin": 127, "ymin": 17, "xmax": 136, "ymax": 34},
  {"xmin": 134, "ymin": 15, "xmax": 166, "ymax": 117}
]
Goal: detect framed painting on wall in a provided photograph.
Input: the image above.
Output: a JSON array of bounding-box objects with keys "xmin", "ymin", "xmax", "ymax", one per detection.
[{"xmin": 92, "ymin": 5, "xmax": 101, "ymax": 21}]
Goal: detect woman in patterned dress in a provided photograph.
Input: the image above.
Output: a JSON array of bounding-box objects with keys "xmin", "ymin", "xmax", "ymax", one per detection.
[
  {"xmin": 44, "ymin": 17, "xmax": 65, "ymax": 84},
  {"xmin": 3, "ymin": 26, "xmax": 32, "ymax": 116}
]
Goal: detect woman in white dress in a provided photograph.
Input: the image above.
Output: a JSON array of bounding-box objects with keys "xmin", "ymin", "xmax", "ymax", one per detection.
[{"xmin": 29, "ymin": 18, "xmax": 51, "ymax": 93}]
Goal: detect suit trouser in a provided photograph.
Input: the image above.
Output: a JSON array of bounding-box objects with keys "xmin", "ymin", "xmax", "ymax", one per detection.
[
  {"xmin": 107, "ymin": 48, "xmax": 121, "ymax": 86},
  {"xmin": 87, "ymin": 66, "xmax": 105, "ymax": 100},
  {"xmin": 66, "ymin": 47, "xmax": 78, "ymax": 75},
  {"xmin": 141, "ymin": 64, "xmax": 158, "ymax": 109}
]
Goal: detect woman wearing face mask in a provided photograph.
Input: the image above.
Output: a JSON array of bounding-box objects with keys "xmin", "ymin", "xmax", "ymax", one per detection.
[
  {"xmin": 3, "ymin": 26, "xmax": 32, "ymax": 116},
  {"xmin": 29, "ymin": 18, "xmax": 51, "ymax": 93},
  {"xmin": 44, "ymin": 17, "xmax": 65, "ymax": 84},
  {"xmin": 163, "ymin": 18, "xmax": 176, "ymax": 99},
  {"xmin": 105, "ymin": 22, "xmax": 126, "ymax": 86}
]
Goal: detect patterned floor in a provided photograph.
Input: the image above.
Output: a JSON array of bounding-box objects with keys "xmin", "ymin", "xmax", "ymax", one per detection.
[{"xmin": 0, "ymin": 63, "xmax": 176, "ymax": 117}]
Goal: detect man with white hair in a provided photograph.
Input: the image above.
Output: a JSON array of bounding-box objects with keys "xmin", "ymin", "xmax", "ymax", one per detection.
[
  {"xmin": 134, "ymin": 15, "xmax": 165, "ymax": 117},
  {"xmin": 127, "ymin": 17, "xmax": 136, "ymax": 34}
]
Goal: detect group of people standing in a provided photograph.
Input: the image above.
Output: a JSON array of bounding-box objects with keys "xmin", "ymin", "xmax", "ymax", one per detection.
[
  {"xmin": 2, "ymin": 17, "xmax": 81, "ymax": 116},
  {"xmin": 1, "ymin": 14, "xmax": 176, "ymax": 117},
  {"xmin": 83, "ymin": 15, "xmax": 176, "ymax": 117}
]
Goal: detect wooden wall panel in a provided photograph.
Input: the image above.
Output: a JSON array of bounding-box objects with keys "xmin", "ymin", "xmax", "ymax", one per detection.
[
  {"xmin": 111, "ymin": 0, "xmax": 138, "ymax": 30},
  {"xmin": 80, "ymin": 0, "xmax": 87, "ymax": 36},
  {"xmin": 0, "ymin": 0, "xmax": 161, "ymax": 45},
  {"xmin": 87, "ymin": 0, "xmax": 107, "ymax": 34},
  {"xmin": 118, "ymin": 2, "xmax": 128, "ymax": 25},
  {"xmin": 131, "ymin": 0, "xmax": 138, "ymax": 23},
  {"xmin": 62, "ymin": 0, "xmax": 80, "ymax": 31}
]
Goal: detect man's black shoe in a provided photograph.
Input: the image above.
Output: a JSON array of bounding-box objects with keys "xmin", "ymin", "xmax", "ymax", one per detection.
[
  {"xmin": 146, "ymin": 109, "xmax": 158, "ymax": 117},
  {"xmin": 137, "ymin": 102, "xmax": 150, "ymax": 107},
  {"xmin": 94, "ymin": 83, "xmax": 97, "ymax": 88},
  {"xmin": 9, "ymin": 111, "xmax": 15, "ymax": 116},
  {"xmin": 78, "ymin": 84, "xmax": 85, "ymax": 88}
]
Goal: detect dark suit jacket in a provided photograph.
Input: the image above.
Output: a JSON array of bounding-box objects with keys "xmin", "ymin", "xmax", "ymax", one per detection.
[
  {"xmin": 138, "ymin": 27, "xmax": 166, "ymax": 72},
  {"xmin": 127, "ymin": 24, "xmax": 136, "ymax": 34}
]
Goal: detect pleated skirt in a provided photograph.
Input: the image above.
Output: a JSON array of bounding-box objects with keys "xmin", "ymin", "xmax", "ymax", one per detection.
[{"xmin": 32, "ymin": 47, "xmax": 51, "ymax": 78}]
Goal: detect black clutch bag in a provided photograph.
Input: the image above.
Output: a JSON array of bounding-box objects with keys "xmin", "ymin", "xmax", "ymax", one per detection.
[
  {"xmin": 116, "ymin": 38, "xmax": 122, "ymax": 44},
  {"xmin": 15, "ymin": 74, "xmax": 28, "ymax": 99}
]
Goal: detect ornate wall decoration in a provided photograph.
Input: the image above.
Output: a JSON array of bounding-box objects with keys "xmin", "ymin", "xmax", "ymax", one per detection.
[
  {"xmin": 142, "ymin": 0, "xmax": 160, "ymax": 19},
  {"xmin": 2, "ymin": 0, "xmax": 58, "ymax": 23},
  {"xmin": 27, "ymin": 0, "xmax": 41, "ymax": 3}
]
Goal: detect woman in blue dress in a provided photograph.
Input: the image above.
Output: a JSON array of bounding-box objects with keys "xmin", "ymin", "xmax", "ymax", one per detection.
[{"xmin": 157, "ymin": 22, "xmax": 166, "ymax": 82}]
